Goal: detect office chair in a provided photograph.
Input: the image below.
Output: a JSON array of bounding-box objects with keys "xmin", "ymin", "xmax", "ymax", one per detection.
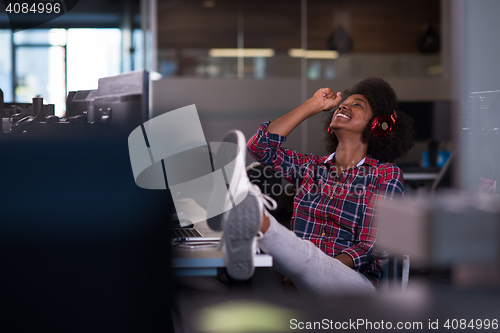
[
  {"xmin": 246, "ymin": 162, "xmax": 282, "ymax": 214},
  {"xmin": 374, "ymin": 249, "xmax": 410, "ymax": 292},
  {"xmin": 246, "ymin": 161, "xmax": 298, "ymax": 228}
]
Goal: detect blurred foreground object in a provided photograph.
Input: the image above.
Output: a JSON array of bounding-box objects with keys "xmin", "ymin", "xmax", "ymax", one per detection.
[{"xmin": 377, "ymin": 191, "xmax": 500, "ymax": 287}]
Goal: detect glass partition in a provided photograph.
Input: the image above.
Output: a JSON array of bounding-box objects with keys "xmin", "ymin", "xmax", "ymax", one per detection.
[{"xmin": 156, "ymin": 0, "xmax": 442, "ymax": 80}]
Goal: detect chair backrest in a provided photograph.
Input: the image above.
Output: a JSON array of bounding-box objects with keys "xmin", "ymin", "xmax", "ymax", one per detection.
[{"xmin": 246, "ymin": 162, "xmax": 282, "ymax": 205}]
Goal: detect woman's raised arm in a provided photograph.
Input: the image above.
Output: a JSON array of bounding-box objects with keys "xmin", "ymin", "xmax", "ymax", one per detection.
[{"xmin": 266, "ymin": 88, "xmax": 342, "ymax": 137}]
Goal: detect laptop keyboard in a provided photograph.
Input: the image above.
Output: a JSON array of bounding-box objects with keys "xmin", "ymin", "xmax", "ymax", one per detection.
[{"xmin": 173, "ymin": 228, "xmax": 203, "ymax": 238}]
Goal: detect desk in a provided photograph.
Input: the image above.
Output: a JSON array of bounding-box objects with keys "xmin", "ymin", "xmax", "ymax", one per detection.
[
  {"xmin": 172, "ymin": 246, "xmax": 272, "ymax": 277},
  {"xmin": 402, "ymin": 169, "xmax": 440, "ymax": 195},
  {"xmin": 403, "ymin": 172, "xmax": 439, "ymax": 181}
]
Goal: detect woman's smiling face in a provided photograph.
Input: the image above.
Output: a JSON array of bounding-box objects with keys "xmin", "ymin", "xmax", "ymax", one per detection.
[{"xmin": 329, "ymin": 94, "xmax": 373, "ymax": 136}]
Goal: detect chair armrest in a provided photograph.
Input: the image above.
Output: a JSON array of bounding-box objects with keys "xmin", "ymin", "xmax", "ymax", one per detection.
[{"xmin": 372, "ymin": 248, "xmax": 390, "ymax": 260}]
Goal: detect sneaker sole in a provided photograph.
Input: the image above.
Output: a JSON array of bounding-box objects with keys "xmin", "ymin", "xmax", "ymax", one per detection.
[
  {"xmin": 224, "ymin": 193, "xmax": 261, "ymax": 280},
  {"xmin": 207, "ymin": 130, "xmax": 247, "ymax": 231}
]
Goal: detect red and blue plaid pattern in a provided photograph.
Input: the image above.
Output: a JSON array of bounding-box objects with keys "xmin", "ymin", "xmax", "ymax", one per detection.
[{"xmin": 247, "ymin": 122, "xmax": 405, "ymax": 286}]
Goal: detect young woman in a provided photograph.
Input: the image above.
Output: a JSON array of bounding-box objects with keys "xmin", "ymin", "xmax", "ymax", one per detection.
[{"xmin": 217, "ymin": 78, "xmax": 414, "ymax": 297}]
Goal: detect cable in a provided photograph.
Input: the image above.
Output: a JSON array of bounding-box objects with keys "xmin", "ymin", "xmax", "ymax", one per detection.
[
  {"xmin": 10, "ymin": 115, "xmax": 37, "ymax": 135},
  {"xmin": 10, "ymin": 112, "xmax": 32, "ymax": 123}
]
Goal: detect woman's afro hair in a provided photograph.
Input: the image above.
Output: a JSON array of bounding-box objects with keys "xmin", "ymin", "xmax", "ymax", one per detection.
[{"xmin": 324, "ymin": 77, "xmax": 414, "ymax": 163}]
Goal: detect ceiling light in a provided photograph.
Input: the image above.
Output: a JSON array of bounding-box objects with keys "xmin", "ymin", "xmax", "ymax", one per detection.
[
  {"xmin": 209, "ymin": 48, "xmax": 275, "ymax": 58},
  {"xmin": 288, "ymin": 49, "xmax": 339, "ymax": 59}
]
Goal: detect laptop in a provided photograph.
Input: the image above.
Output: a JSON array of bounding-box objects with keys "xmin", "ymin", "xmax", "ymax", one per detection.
[
  {"xmin": 171, "ymin": 207, "xmax": 222, "ymax": 243},
  {"xmin": 172, "ymin": 221, "xmax": 222, "ymax": 243},
  {"xmin": 170, "ymin": 198, "xmax": 222, "ymax": 243}
]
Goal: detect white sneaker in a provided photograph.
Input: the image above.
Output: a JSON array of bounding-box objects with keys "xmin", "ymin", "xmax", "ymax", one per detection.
[
  {"xmin": 222, "ymin": 185, "xmax": 277, "ymax": 280},
  {"xmin": 207, "ymin": 129, "xmax": 249, "ymax": 231},
  {"xmin": 207, "ymin": 129, "xmax": 277, "ymax": 280}
]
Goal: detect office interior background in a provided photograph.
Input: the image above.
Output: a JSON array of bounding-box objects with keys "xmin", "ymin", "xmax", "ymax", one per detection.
[
  {"xmin": 2, "ymin": 0, "xmax": 500, "ymax": 331},
  {"xmin": 0, "ymin": 0, "xmax": 482, "ymax": 186}
]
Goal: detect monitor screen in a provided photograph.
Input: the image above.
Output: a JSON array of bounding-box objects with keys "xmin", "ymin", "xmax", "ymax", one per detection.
[{"xmin": 398, "ymin": 101, "xmax": 452, "ymax": 142}]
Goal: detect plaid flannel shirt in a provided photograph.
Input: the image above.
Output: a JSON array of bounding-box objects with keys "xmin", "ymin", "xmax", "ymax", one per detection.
[{"xmin": 247, "ymin": 122, "xmax": 405, "ymax": 286}]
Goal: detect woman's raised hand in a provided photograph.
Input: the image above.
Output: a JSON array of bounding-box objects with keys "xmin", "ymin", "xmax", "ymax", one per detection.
[
  {"xmin": 311, "ymin": 88, "xmax": 342, "ymax": 112},
  {"xmin": 266, "ymin": 87, "xmax": 343, "ymax": 137}
]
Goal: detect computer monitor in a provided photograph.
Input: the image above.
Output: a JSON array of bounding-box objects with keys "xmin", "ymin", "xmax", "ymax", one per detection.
[
  {"xmin": 398, "ymin": 101, "xmax": 452, "ymax": 169},
  {"xmin": 89, "ymin": 70, "xmax": 149, "ymax": 132},
  {"xmin": 65, "ymin": 70, "xmax": 149, "ymax": 132},
  {"xmin": 65, "ymin": 89, "xmax": 97, "ymax": 117},
  {"xmin": 398, "ymin": 101, "xmax": 452, "ymax": 142}
]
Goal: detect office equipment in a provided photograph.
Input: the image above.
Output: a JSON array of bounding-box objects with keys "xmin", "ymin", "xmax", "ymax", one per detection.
[
  {"xmin": 2, "ymin": 100, "xmax": 55, "ymax": 118},
  {"xmin": 6, "ymin": 97, "xmax": 65, "ymax": 135},
  {"xmin": 168, "ymin": 196, "xmax": 222, "ymax": 243},
  {"xmin": 398, "ymin": 101, "xmax": 452, "ymax": 168},
  {"xmin": 65, "ymin": 89, "xmax": 97, "ymax": 117},
  {"xmin": 172, "ymin": 219, "xmax": 222, "ymax": 243},
  {"xmin": 89, "ymin": 70, "xmax": 149, "ymax": 132},
  {"xmin": 1, "ymin": 102, "xmax": 31, "ymax": 133},
  {"xmin": 398, "ymin": 101, "xmax": 452, "ymax": 142},
  {"xmin": 1, "ymin": 102, "xmax": 33, "ymax": 117},
  {"xmin": 3, "ymin": 71, "xmax": 150, "ymax": 136}
]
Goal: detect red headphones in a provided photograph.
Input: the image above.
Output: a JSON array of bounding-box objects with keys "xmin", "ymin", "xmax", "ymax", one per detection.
[
  {"xmin": 327, "ymin": 110, "xmax": 397, "ymax": 138},
  {"xmin": 371, "ymin": 111, "xmax": 397, "ymax": 137}
]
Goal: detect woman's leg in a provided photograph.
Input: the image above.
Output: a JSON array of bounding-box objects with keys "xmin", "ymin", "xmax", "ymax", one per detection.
[{"xmin": 258, "ymin": 211, "xmax": 376, "ymax": 297}]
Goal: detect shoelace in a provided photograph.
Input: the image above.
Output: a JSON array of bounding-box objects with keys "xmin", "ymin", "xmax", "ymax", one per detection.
[
  {"xmin": 249, "ymin": 184, "xmax": 278, "ymax": 211},
  {"xmin": 217, "ymin": 185, "xmax": 277, "ymax": 252}
]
